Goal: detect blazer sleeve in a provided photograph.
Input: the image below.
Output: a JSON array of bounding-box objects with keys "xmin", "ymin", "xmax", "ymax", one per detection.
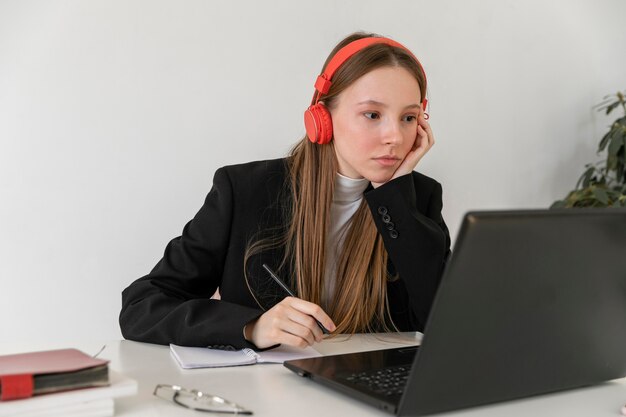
[
  {"xmin": 119, "ymin": 167, "xmax": 263, "ymax": 349},
  {"xmin": 364, "ymin": 173, "xmax": 451, "ymax": 331}
]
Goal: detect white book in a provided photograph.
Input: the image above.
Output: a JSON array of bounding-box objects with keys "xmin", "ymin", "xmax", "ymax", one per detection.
[
  {"xmin": 170, "ymin": 344, "xmax": 321, "ymax": 369},
  {"xmin": 11, "ymin": 398, "xmax": 113, "ymax": 417},
  {"xmin": 0, "ymin": 371, "xmax": 137, "ymax": 417}
]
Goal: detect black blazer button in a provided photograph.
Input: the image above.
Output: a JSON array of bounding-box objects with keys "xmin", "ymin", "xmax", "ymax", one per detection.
[
  {"xmin": 377, "ymin": 206, "xmax": 388, "ymax": 215},
  {"xmin": 389, "ymin": 230, "xmax": 399, "ymax": 239},
  {"xmin": 386, "ymin": 222, "xmax": 395, "ymax": 230},
  {"xmin": 382, "ymin": 213, "xmax": 391, "ymax": 223}
]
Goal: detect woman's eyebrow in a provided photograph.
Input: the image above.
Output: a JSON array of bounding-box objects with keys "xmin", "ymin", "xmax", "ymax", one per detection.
[
  {"xmin": 356, "ymin": 99, "xmax": 420, "ymax": 110},
  {"xmin": 357, "ymin": 99, "xmax": 386, "ymax": 107}
]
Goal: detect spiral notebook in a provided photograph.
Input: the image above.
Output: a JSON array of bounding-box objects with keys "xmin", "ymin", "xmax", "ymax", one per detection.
[{"xmin": 170, "ymin": 344, "xmax": 321, "ymax": 369}]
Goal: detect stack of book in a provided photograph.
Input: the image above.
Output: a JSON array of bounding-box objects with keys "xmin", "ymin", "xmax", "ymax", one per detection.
[{"xmin": 0, "ymin": 348, "xmax": 137, "ymax": 417}]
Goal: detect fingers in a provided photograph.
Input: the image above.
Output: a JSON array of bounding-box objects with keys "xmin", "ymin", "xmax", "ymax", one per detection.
[
  {"xmin": 412, "ymin": 126, "xmax": 429, "ymax": 158},
  {"xmin": 405, "ymin": 116, "xmax": 434, "ymax": 164},
  {"xmin": 281, "ymin": 312, "xmax": 322, "ymax": 344},
  {"xmin": 415, "ymin": 112, "xmax": 434, "ymax": 153},
  {"xmin": 287, "ymin": 297, "xmax": 335, "ymax": 333},
  {"xmin": 247, "ymin": 297, "xmax": 335, "ymax": 349}
]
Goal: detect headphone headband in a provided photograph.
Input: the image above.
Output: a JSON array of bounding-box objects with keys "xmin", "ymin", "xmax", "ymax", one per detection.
[{"xmin": 313, "ymin": 37, "xmax": 427, "ymax": 107}]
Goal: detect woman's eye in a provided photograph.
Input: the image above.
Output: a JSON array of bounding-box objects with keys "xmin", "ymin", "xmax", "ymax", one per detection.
[
  {"xmin": 403, "ymin": 115, "xmax": 417, "ymax": 122},
  {"xmin": 364, "ymin": 112, "xmax": 380, "ymax": 120}
]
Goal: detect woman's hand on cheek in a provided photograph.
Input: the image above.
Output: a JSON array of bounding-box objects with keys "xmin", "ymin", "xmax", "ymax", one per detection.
[
  {"xmin": 243, "ymin": 297, "xmax": 335, "ymax": 349},
  {"xmin": 372, "ymin": 114, "xmax": 435, "ymax": 188}
]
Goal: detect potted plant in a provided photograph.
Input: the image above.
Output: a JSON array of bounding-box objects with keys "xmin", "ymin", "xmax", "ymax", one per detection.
[{"xmin": 552, "ymin": 90, "xmax": 626, "ymax": 208}]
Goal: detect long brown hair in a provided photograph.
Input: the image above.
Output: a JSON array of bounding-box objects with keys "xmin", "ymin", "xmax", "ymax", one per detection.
[{"xmin": 245, "ymin": 32, "xmax": 427, "ymax": 334}]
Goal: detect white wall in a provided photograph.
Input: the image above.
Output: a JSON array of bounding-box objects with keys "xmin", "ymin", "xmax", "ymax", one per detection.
[{"xmin": 1, "ymin": 0, "xmax": 624, "ymax": 342}]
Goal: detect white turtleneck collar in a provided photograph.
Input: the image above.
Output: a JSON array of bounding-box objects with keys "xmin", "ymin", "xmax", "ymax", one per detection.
[{"xmin": 334, "ymin": 172, "xmax": 369, "ymax": 204}]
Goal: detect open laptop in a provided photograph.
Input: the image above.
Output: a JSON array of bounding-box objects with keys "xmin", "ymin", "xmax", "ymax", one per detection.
[{"xmin": 284, "ymin": 209, "xmax": 626, "ymax": 416}]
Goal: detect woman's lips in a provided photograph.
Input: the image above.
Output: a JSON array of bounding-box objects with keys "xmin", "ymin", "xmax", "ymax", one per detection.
[{"xmin": 373, "ymin": 156, "xmax": 400, "ymax": 167}]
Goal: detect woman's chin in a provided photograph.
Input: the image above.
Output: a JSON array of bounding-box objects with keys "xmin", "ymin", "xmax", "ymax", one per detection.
[{"xmin": 365, "ymin": 173, "xmax": 394, "ymax": 185}]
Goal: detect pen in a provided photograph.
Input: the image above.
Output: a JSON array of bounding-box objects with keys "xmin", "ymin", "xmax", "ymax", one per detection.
[{"xmin": 262, "ymin": 263, "xmax": 330, "ymax": 335}]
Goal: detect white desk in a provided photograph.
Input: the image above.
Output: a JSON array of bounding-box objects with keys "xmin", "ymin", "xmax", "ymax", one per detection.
[{"xmin": 1, "ymin": 336, "xmax": 625, "ymax": 417}]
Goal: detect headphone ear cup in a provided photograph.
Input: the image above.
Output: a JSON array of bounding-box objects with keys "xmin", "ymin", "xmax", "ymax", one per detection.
[{"xmin": 304, "ymin": 103, "xmax": 333, "ymax": 144}]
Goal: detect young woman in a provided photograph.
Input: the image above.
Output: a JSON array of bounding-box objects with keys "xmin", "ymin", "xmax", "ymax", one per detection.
[{"xmin": 119, "ymin": 32, "xmax": 451, "ymax": 351}]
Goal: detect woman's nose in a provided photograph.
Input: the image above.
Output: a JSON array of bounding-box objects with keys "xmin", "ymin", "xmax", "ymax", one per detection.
[{"xmin": 382, "ymin": 120, "xmax": 403, "ymax": 145}]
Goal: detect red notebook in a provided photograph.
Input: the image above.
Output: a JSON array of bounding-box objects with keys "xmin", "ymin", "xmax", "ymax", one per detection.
[{"xmin": 0, "ymin": 348, "xmax": 109, "ymax": 401}]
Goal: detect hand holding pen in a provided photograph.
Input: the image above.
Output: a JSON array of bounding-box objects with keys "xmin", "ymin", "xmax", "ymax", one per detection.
[
  {"xmin": 242, "ymin": 265, "xmax": 336, "ymax": 350},
  {"xmin": 262, "ymin": 264, "xmax": 331, "ymax": 335}
]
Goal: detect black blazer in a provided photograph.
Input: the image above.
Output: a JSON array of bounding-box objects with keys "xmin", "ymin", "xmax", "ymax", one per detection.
[{"xmin": 119, "ymin": 158, "xmax": 451, "ymax": 349}]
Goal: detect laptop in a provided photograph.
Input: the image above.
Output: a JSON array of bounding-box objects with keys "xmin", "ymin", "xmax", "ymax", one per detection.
[{"xmin": 284, "ymin": 209, "xmax": 626, "ymax": 416}]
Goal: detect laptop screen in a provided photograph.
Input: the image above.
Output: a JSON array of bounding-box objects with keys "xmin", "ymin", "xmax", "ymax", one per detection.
[
  {"xmin": 402, "ymin": 209, "xmax": 626, "ymax": 415},
  {"xmin": 285, "ymin": 209, "xmax": 626, "ymax": 416}
]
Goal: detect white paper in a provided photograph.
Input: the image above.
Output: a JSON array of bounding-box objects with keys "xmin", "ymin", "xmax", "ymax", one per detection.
[
  {"xmin": 170, "ymin": 345, "xmax": 257, "ymax": 368},
  {"xmin": 170, "ymin": 343, "xmax": 321, "ymax": 369}
]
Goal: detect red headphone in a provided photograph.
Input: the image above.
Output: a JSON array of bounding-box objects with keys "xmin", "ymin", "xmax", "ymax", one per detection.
[{"xmin": 304, "ymin": 37, "xmax": 428, "ymax": 145}]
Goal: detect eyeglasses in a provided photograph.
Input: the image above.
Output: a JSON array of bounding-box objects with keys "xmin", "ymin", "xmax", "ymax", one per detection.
[{"xmin": 153, "ymin": 384, "xmax": 253, "ymax": 415}]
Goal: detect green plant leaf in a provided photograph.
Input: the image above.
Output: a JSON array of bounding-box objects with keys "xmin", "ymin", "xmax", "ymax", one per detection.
[
  {"xmin": 617, "ymin": 136, "xmax": 626, "ymax": 178},
  {"xmin": 550, "ymin": 200, "xmax": 567, "ymax": 209},
  {"xmin": 577, "ymin": 166, "xmax": 596, "ymax": 189},
  {"xmin": 608, "ymin": 129, "xmax": 623, "ymax": 156},
  {"xmin": 598, "ymin": 130, "xmax": 612, "ymax": 152},
  {"xmin": 605, "ymin": 100, "xmax": 621, "ymax": 115},
  {"xmin": 617, "ymin": 148, "xmax": 626, "ymax": 183},
  {"xmin": 592, "ymin": 187, "xmax": 610, "ymax": 205}
]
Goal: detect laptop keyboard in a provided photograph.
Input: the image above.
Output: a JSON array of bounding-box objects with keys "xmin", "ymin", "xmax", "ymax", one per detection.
[{"xmin": 341, "ymin": 365, "xmax": 411, "ymax": 397}]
